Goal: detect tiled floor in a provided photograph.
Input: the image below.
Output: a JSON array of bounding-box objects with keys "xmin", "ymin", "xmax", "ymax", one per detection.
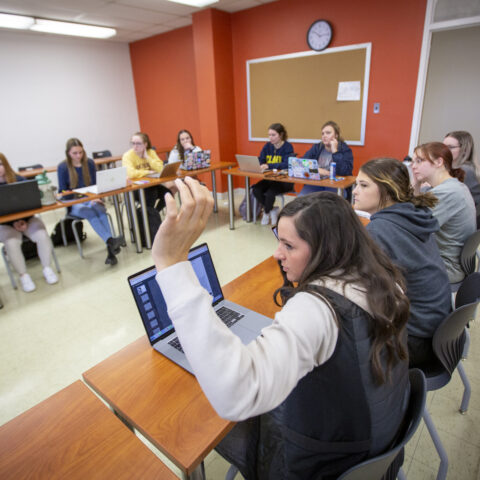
[{"xmin": 0, "ymin": 193, "xmax": 478, "ymax": 479}]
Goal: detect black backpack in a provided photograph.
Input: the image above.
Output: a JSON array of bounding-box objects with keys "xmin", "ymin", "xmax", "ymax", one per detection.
[
  {"xmin": 135, "ymin": 206, "xmax": 161, "ymax": 247},
  {"xmin": 51, "ymin": 219, "xmax": 87, "ymax": 246}
]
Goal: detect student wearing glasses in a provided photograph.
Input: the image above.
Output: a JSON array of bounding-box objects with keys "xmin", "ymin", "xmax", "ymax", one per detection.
[
  {"xmin": 122, "ymin": 132, "xmax": 174, "ymax": 211},
  {"xmin": 353, "ymin": 157, "xmax": 451, "ymax": 367},
  {"xmin": 412, "ymin": 142, "xmax": 475, "ymax": 283},
  {"xmin": 443, "ymin": 131, "xmax": 480, "ymax": 205},
  {"xmin": 58, "ymin": 138, "xmax": 123, "ymax": 266},
  {"xmin": 0, "ymin": 153, "xmax": 58, "ymax": 292},
  {"xmin": 151, "ymin": 178, "xmax": 410, "ymax": 479}
]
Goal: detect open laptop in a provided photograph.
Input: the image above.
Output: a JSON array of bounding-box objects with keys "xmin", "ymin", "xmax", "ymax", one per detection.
[
  {"xmin": 147, "ymin": 161, "xmax": 181, "ymax": 179},
  {"xmin": 128, "ymin": 242, "xmax": 272, "ymax": 374},
  {"xmin": 74, "ymin": 166, "xmax": 127, "ymax": 195},
  {"xmin": 0, "ymin": 179, "xmax": 42, "ymax": 216},
  {"xmin": 236, "ymin": 154, "xmax": 264, "ymax": 173},
  {"xmin": 288, "ymin": 157, "xmax": 325, "ymax": 180}
]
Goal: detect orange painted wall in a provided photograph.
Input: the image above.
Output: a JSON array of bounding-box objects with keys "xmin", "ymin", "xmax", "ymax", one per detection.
[
  {"xmin": 129, "ymin": 27, "xmax": 200, "ymax": 151},
  {"xmin": 231, "ymin": 0, "xmax": 427, "ymax": 173}
]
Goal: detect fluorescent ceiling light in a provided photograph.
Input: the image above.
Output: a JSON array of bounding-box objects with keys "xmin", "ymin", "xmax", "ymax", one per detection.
[
  {"xmin": 0, "ymin": 13, "xmax": 34, "ymax": 29},
  {"xmin": 31, "ymin": 19, "xmax": 116, "ymax": 38},
  {"xmin": 166, "ymin": 0, "xmax": 219, "ymax": 7}
]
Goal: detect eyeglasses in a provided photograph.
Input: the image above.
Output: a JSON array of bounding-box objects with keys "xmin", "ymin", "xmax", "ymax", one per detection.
[
  {"xmin": 272, "ymin": 226, "xmax": 278, "ymax": 239},
  {"xmin": 130, "ymin": 141, "xmax": 144, "ymax": 146}
]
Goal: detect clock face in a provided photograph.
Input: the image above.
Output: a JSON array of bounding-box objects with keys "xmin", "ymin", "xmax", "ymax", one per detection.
[{"xmin": 307, "ymin": 20, "xmax": 332, "ymax": 51}]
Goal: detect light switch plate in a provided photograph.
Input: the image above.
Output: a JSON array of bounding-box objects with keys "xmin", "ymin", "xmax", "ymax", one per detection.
[{"xmin": 373, "ymin": 102, "xmax": 380, "ymax": 114}]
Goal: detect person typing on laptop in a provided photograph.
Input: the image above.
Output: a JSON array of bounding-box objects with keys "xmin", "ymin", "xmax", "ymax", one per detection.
[
  {"xmin": 0, "ymin": 153, "xmax": 58, "ymax": 292},
  {"xmin": 151, "ymin": 177, "xmax": 410, "ymax": 479},
  {"xmin": 58, "ymin": 138, "xmax": 123, "ymax": 266}
]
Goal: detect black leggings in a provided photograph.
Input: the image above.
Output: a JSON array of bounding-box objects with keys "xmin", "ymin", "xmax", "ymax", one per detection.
[{"xmin": 252, "ymin": 180, "xmax": 293, "ymax": 213}]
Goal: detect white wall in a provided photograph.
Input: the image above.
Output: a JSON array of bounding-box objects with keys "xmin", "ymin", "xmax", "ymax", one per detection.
[
  {"xmin": 0, "ymin": 30, "xmax": 140, "ymax": 174},
  {"xmin": 419, "ymin": 25, "xmax": 480, "ymax": 144}
]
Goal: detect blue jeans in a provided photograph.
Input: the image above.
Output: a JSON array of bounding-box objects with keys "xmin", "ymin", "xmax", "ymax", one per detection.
[{"xmin": 70, "ymin": 201, "xmax": 112, "ymax": 243}]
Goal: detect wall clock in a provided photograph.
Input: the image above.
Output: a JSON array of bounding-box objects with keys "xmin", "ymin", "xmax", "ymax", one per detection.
[{"xmin": 307, "ymin": 20, "xmax": 332, "ymax": 51}]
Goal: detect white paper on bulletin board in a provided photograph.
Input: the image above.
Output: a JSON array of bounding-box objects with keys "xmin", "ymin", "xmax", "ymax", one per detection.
[{"xmin": 337, "ymin": 81, "xmax": 361, "ymax": 101}]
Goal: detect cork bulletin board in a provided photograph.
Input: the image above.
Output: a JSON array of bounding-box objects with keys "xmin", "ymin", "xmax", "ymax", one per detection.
[{"xmin": 247, "ymin": 43, "xmax": 371, "ymax": 145}]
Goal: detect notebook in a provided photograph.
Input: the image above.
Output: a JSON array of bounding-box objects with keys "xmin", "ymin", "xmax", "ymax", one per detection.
[
  {"xmin": 0, "ymin": 179, "xmax": 42, "ymax": 216},
  {"xmin": 147, "ymin": 161, "xmax": 181, "ymax": 179},
  {"xmin": 236, "ymin": 154, "xmax": 264, "ymax": 173},
  {"xmin": 128, "ymin": 242, "xmax": 272, "ymax": 374},
  {"xmin": 288, "ymin": 157, "xmax": 325, "ymax": 180},
  {"xmin": 74, "ymin": 166, "xmax": 127, "ymax": 195}
]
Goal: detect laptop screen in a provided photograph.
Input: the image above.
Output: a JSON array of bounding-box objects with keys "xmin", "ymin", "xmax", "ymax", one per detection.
[{"xmin": 128, "ymin": 243, "xmax": 224, "ymax": 345}]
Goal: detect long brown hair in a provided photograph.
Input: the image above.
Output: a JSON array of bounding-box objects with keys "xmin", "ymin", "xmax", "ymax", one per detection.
[
  {"xmin": 175, "ymin": 129, "xmax": 196, "ymax": 160},
  {"xmin": 444, "ymin": 130, "xmax": 480, "ymax": 181},
  {"xmin": 274, "ymin": 192, "xmax": 409, "ymax": 384},
  {"xmin": 360, "ymin": 158, "xmax": 438, "ymax": 209},
  {"xmin": 415, "ymin": 142, "xmax": 465, "ymax": 182},
  {"xmin": 0, "ymin": 153, "xmax": 18, "ymax": 184},
  {"xmin": 63, "ymin": 138, "xmax": 91, "ymax": 188}
]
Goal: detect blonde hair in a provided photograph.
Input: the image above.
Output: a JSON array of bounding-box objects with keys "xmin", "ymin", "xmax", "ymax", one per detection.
[{"xmin": 0, "ymin": 153, "xmax": 18, "ymax": 184}]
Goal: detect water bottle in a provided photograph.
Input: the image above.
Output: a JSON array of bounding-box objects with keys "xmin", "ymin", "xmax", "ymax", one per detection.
[{"xmin": 329, "ymin": 162, "xmax": 336, "ymax": 180}]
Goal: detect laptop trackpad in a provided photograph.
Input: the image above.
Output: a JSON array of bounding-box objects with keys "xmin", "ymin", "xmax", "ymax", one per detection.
[{"xmin": 231, "ymin": 324, "xmax": 261, "ymax": 345}]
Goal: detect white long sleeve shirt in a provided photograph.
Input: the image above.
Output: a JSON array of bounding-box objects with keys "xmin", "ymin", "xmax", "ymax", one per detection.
[{"xmin": 156, "ymin": 262, "xmax": 371, "ymax": 421}]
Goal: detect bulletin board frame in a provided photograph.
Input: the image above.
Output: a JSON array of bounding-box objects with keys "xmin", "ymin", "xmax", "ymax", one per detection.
[{"xmin": 247, "ymin": 43, "xmax": 371, "ymax": 145}]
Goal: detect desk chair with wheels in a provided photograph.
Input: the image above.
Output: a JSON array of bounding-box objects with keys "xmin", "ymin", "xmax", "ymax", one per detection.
[
  {"xmin": 416, "ymin": 300, "xmax": 479, "ymax": 480},
  {"xmin": 225, "ymin": 370, "xmax": 427, "ymax": 480},
  {"xmin": 60, "ymin": 212, "xmax": 116, "ymax": 259},
  {"xmin": 1, "ymin": 238, "xmax": 61, "ymax": 290}
]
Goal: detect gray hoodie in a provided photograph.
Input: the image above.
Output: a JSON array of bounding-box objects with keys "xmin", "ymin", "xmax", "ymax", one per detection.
[{"xmin": 367, "ymin": 202, "xmax": 451, "ymax": 338}]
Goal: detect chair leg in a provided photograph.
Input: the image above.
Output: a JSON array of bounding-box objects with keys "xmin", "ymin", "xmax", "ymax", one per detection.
[
  {"xmin": 278, "ymin": 194, "xmax": 285, "ymax": 209},
  {"xmin": 106, "ymin": 212, "xmax": 116, "ymax": 237},
  {"xmin": 457, "ymin": 362, "xmax": 471, "ymax": 414},
  {"xmin": 397, "ymin": 467, "xmax": 406, "ymax": 480},
  {"xmin": 1, "ymin": 246, "xmax": 18, "ymax": 289},
  {"xmin": 225, "ymin": 464, "xmax": 239, "ymax": 480},
  {"xmin": 60, "ymin": 219, "xmax": 68, "ymax": 247},
  {"xmin": 253, "ymin": 197, "xmax": 258, "ymax": 223},
  {"xmin": 71, "ymin": 220, "xmax": 84, "ymax": 259},
  {"xmin": 50, "ymin": 240, "xmax": 61, "ymax": 273},
  {"xmin": 423, "ymin": 408, "xmax": 448, "ymax": 480},
  {"xmin": 462, "ymin": 329, "xmax": 470, "ymax": 360}
]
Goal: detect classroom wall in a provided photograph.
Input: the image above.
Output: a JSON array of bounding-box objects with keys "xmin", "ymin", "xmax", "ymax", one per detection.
[
  {"xmin": 129, "ymin": 0, "xmax": 427, "ymax": 190},
  {"xmin": 0, "ymin": 31, "xmax": 140, "ymax": 173},
  {"xmin": 418, "ymin": 25, "xmax": 480, "ymax": 146}
]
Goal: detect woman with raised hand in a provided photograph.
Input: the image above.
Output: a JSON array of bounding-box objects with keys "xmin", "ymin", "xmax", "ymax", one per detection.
[
  {"xmin": 0, "ymin": 153, "xmax": 58, "ymax": 291},
  {"xmin": 354, "ymin": 157, "xmax": 451, "ymax": 367},
  {"xmin": 58, "ymin": 138, "xmax": 123, "ymax": 266},
  {"xmin": 412, "ymin": 142, "xmax": 476, "ymax": 283},
  {"xmin": 151, "ymin": 178, "xmax": 410, "ymax": 479},
  {"xmin": 252, "ymin": 123, "xmax": 294, "ymax": 226},
  {"xmin": 443, "ymin": 130, "xmax": 480, "ymax": 204}
]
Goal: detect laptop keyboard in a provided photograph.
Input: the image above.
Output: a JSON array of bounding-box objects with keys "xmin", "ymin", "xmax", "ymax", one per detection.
[
  {"xmin": 216, "ymin": 306, "xmax": 245, "ymax": 327},
  {"xmin": 168, "ymin": 306, "xmax": 244, "ymax": 353}
]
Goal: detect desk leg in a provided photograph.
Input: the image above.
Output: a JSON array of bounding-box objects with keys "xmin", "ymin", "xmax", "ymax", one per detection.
[
  {"xmin": 112, "ymin": 195, "xmax": 126, "ymax": 246},
  {"xmin": 228, "ymin": 174, "xmax": 235, "ymax": 230},
  {"xmin": 128, "ymin": 191, "xmax": 143, "ymax": 253},
  {"xmin": 337, "ymin": 187, "xmax": 342, "ymax": 196},
  {"xmin": 139, "ymin": 188, "xmax": 152, "ymax": 249},
  {"xmin": 245, "ymin": 177, "xmax": 251, "ymax": 223},
  {"xmin": 124, "ymin": 192, "xmax": 135, "ymax": 243},
  {"xmin": 211, "ymin": 170, "xmax": 218, "ymax": 213}
]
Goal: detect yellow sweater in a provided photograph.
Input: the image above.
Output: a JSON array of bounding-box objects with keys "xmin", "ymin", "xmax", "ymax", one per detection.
[{"xmin": 122, "ymin": 148, "xmax": 164, "ymax": 179}]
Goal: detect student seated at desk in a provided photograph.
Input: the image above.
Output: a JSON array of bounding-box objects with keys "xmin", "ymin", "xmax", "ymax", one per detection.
[
  {"xmin": 412, "ymin": 142, "xmax": 476, "ymax": 284},
  {"xmin": 354, "ymin": 158, "xmax": 451, "ymax": 367},
  {"xmin": 122, "ymin": 132, "xmax": 174, "ymax": 211},
  {"xmin": 167, "ymin": 129, "xmax": 202, "ymax": 164},
  {"xmin": 252, "ymin": 123, "xmax": 294, "ymax": 226},
  {"xmin": 299, "ymin": 120, "xmax": 353, "ymax": 197},
  {"xmin": 58, "ymin": 138, "xmax": 123, "ymax": 266},
  {"xmin": 152, "ymin": 178, "xmax": 410, "ymax": 480},
  {"xmin": 0, "ymin": 153, "xmax": 58, "ymax": 292},
  {"xmin": 443, "ymin": 130, "xmax": 480, "ymax": 205}
]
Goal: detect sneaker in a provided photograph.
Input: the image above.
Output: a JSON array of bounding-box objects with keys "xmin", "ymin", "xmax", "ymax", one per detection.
[
  {"xmin": 260, "ymin": 212, "xmax": 270, "ymax": 225},
  {"xmin": 20, "ymin": 274, "xmax": 36, "ymax": 293},
  {"xmin": 105, "ymin": 253, "xmax": 118, "ymax": 266},
  {"xmin": 270, "ymin": 207, "xmax": 279, "ymax": 226},
  {"xmin": 43, "ymin": 267, "xmax": 58, "ymax": 285}
]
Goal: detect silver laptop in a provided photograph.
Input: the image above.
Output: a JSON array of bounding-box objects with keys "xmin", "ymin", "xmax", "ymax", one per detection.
[
  {"xmin": 74, "ymin": 166, "xmax": 127, "ymax": 194},
  {"xmin": 236, "ymin": 154, "xmax": 263, "ymax": 173},
  {"xmin": 128, "ymin": 242, "xmax": 272, "ymax": 374},
  {"xmin": 147, "ymin": 161, "xmax": 181, "ymax": 179}
]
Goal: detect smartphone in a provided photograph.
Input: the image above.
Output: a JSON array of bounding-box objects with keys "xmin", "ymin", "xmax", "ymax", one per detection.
[{"xmin": 58, "ymin": 192, "xmax": 89, "ymax": 202}]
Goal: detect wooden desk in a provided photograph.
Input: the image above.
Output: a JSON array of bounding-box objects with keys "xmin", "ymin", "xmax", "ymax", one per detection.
[
  {"xmin": 0, "ymin": 380, "xmax": 176, "ymax": 479},
  {"xmin": 222, "ymin": 167, "xmax": 356, "ymax": 229}
]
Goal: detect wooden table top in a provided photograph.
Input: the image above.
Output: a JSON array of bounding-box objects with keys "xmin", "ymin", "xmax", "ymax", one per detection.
[
  {"xmin": 223, "ymin": 166, "xmax": 356, "ymax": 189},
  {"xmin": 0, "ymin": 381, "xmax": 176, "ymax": 479}
]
